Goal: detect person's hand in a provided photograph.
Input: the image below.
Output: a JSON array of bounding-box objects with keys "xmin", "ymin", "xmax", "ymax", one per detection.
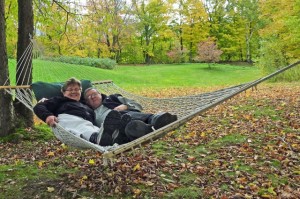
[
  {"xmin": 38, "ymin": 98, "xmax": 48, "ymax": 103},
  {"xmin": 45, "ymin": 115, "xmax": 58, "ymax": 127},
  {"xmin": 114, "ymin": 104, "xmax": 128, "ymax": 111}
]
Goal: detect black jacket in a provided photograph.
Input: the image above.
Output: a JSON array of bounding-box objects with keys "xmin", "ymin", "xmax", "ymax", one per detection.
[
  {"xmin": 101, "ymin": 93, "xmax": 143, "ymax": 112},
  {"xmin": 33, "ymin": 96, "xmax": 95, "ymax": 124}
]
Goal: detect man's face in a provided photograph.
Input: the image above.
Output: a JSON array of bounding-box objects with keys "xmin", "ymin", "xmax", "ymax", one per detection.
[
  {"xmin": 85, "ymin": 89, "xmax": 102, "ymax": 109},
  {"xmin": 62, "ymin": 83, "xmax": 81, "ymax": 101}
]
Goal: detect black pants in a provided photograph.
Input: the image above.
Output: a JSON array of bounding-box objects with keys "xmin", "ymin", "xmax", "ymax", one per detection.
[{"xmin": 121, "ymin": 111, "xmax": 153, "ymax": 124}]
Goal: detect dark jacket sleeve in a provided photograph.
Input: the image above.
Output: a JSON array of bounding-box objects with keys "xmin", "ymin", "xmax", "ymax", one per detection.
[
  {"xmin": 33, "ymin": 97, "xmax": 61, "ymax": 122},
  {"xmin": 116, "ymin": 95, "xmax": 143, "ymax": 111},
  {"xmin": 103, "ymin": 94, "xmax": 143, "ymax": 112}
]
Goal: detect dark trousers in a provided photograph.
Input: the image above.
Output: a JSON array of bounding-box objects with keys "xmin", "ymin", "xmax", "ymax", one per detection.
[{"xmin": 121, "ymin": 111, "xmax": 153, "ymax": 124}]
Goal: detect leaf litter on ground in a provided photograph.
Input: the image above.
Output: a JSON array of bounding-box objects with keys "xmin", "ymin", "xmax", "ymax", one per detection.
[{"xmin": 0, "ymin": 83, "xmax": 299, "ymax": 198}]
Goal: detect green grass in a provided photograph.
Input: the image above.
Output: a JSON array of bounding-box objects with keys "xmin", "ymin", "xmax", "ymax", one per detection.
[
  {"xmin": 209, "ymin": 134, "xmax": 248, "ymax": 148},
  {"xmin": 0, "ymin": 163, "xmax": 78, "ymax": 199},
  {"xmin": 8, "ymin": 59, "xmax": 262, "ymax": 90},
  {"xmin": 168, "ymin": 186, "xmax": 202, "ymax": 198}
]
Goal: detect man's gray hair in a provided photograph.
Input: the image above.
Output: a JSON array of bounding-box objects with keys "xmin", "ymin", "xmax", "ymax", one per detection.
[{"xmin": 84, "ymin": 87, "xmax": 100, "ymax": 99}]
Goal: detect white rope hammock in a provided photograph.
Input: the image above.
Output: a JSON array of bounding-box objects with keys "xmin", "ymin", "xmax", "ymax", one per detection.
[{"xmin": 2, "ymin": 39, "xmax": 300, "ymax": 160}]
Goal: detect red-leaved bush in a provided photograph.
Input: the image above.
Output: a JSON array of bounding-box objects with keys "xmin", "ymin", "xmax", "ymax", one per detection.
[
  {"xmin": 194, "ymin": 38, "xmax": 223, "ymax": 66},
  {"xmin": 166, "ymin": 46, "xmax": 189, "ymax": 63}
]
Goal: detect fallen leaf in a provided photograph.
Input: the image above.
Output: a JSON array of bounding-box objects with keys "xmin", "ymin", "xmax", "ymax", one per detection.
[
  {"xmin": 89, "ymin": 159, "xmax": 95, "ymax": 165},
  {"xmin": 47, "ymin": 187, "xmax": 55, "ymax": 192},
  {"xmin": 133, "ymin": 163, "xmax": 140, "ymax": 171}
]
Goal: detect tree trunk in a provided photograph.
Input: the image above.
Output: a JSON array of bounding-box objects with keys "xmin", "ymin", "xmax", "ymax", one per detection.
[
  {"xmin": 0, "ymin": 0, "xmax": 15, "ymax": 136},
  {"xmin": 15, "ymin": 0, "xmax": 34, "ymax": 127}
]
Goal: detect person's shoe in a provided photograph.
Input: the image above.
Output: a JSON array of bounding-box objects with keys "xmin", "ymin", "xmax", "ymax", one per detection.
[
  {"xmin": 112, "ymin": 129, "xmax": 129, "ymax": 145},
  {"xmin": 111, "ymin": 114, "xmax": 132, "ymax": 144},
  {"xmin": 98, "ymin": 131, "xmax": 113, "ymax": 146},
  {"xmin": 103, "ymin": 110, "xmax": 122, "ymax": 135},
  {"xmin": 120, "ymin": 114, "xmax": 132, "ymax": 128},
  {"xmin": 92, "ymin": 124, "xmax": 114, "ymax": 146},
  {"xmin": 149, "ymin": 112, "xmax": 178, "ymax": 130},
  {"xmin": 125, "ymin": 120, "xmax": 153, "ymax": 141},
  {"xmin": 88, "ymin": 131, "xmax": 113, "ymax": 146},
  {"xmin": 88, "ymin": 132, "xmax": 100, "ymax": 144}
]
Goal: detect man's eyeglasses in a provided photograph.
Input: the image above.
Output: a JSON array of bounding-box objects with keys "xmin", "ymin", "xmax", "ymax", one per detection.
[
  {"xmin": 86, "ymin": 93, "xmax": 98, "ymax": 99},
  {"xmin": 65, "ymin": 88, "xmax": 81, "ymax": 92}
]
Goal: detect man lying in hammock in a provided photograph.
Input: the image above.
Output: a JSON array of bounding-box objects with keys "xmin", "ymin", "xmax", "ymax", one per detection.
[
  {"xmin": 84, "ymin": 88, "xmax": 178, "ymax": 142},
  {"xmin": 33, "ymin": 77, "xmax": 130, "ymax": 146}
]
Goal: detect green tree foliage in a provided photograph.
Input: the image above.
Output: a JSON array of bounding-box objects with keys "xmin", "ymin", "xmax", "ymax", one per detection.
[
  {"xmin": 237, "ymin": 0, "xmax": 260, "ymax": 63},
  {"xmin": 203, "ymin": 0, "xmax": 230, "ymax": 58},
  {"xmin": 35, "ymin": 0, "xmax": 86, "ymax": 56},
  {"xmin": 203, "ymin": 0, "xmax": 261, "ymax": 62},
  {"xmin": 258, "ymin": 0, "xmax": 300, "ymax": 80},
  {"xmin": 3, "ymin": 0, "xmax": 300, "ymax": 68},
  {"xmin": 5, "ymin": 0, "xmax": 18, "ymax": 58},
  {"xmin": 83, "ymin": 0, "xmax": 134, "ymax": 61},
  {"xmin": 170, "ymin": 0, "xmax": 209, "ymax": 62},
  {"xmin": 132, "ymin": 0, "xmax": 169, "ymax": 64}
]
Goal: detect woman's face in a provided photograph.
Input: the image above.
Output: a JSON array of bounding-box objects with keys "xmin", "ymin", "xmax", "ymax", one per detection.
[{"xmin": 62, "ymin": 83, "xmax": 81, "ymax": 101}]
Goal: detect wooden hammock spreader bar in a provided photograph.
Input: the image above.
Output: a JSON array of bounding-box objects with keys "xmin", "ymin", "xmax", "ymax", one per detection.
[
  {"xmin": 102, "ymin": 60, "xmax": 300, "ymax": 159},
  {"xmin": 92, "ymin": 80, "xmax": 113, "ymax": 85},
  {"xmin": 0, "ymin": 80, "xmax": 113, "ymax": 90},
  {"xmin": 0, "ymin": 85, "xmax": 31, "ymax": 89}
]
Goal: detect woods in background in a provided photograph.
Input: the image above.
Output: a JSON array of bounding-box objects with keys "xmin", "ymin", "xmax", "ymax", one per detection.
[{"xmin": 4, "ymin": 0, "xmax": 300, "ymax": 66}]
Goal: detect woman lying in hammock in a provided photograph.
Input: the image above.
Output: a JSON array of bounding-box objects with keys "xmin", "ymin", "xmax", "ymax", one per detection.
[
  {"xmin": 33, "ymin": 77, "xmax": 130, "ymax": 146},
  {"xmin": 34, "ymin": 77, "xmax": 177, "ymax": 146}
]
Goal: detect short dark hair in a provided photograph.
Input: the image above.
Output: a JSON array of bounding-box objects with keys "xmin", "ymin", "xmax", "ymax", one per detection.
[{"xmin": 61, "ymin": 77, "xmax": 82, "ymax": 92}]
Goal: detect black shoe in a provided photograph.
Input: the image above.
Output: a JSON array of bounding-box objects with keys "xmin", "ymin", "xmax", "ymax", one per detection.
[
  {"xmin": 150, "ymin": 112, "xmax": 178, "ymax": 130},
  {"xmin": 88, "ymin": 132, "xmax": 113, "ymax": 146},
  {"xmin": 120, "ymin": 114, "xmax": 132, "ymax": 128},
  {"xmin": 103, "ymin": 110, "xmax": 122, "ymax": 135},
  {"xmin": 89, "ymin": 132, "xmax": 99, "ymax": 144},
  {"xmin": 111, "ymin": 114, "xmax": 132, "ymax": 144},
  {"xmin": 112, "ymin": 129, "xmax": 130, "ymax": 145},
  {"xmin": 125, "ymin": 120, "xmax": 153, "ymax": 141},
  {"xmin": 98, "ymin": 131, "xmax": 113, "ymax": 146}
]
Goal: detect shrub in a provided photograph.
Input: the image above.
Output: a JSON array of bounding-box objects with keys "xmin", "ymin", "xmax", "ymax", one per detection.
[
  {"xmin": 166, "ymin": 46, "xmax": 189, "ymax": 63},
  {"xmin": 194, "ymin": 38, "xmax": 223, "ymax": 68},
  {"xmin": 40, "ymin": 56, "xmax": 117, "ymax": 70}
]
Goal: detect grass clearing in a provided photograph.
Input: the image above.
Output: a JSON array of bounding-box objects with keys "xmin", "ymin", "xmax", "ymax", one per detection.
[{"xmin": 8, "ymin": 60, "xmax": 261, "ymax": 91}]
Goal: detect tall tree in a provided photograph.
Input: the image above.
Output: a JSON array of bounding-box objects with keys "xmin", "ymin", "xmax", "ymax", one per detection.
[
  {"xmin": 85, "ymin": 0, "xmax": 133, "ymax": 61},
  {"xmin": 132, "ymin": 0, "xmax": 169, "ymax": 64},
  {"xmin": 179, "ymin": 0, "xmax": 209, "ymax": 61},
  {"xmin": 258, "ymin": 0, "xmax": 300, "ymax": 79},
  {"xmin": 0, "ymin": 0, "xmax": 15, "ymax": 136},
  {"xmin": 15, "ymin": 0, "xmax": 34, "ymax": 127},
  {"xmin": 236, "ymin": 0, "xmax": 260, "ymax": 63},
  {"xmin": 203, "ymin": 0, "xmax": 246, "ymax": 61}
]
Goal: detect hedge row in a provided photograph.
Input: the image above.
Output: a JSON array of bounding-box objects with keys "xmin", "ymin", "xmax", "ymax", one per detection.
[{"xmin": 40, "ymin": 56, "xmax": 117, "ymax": 70}]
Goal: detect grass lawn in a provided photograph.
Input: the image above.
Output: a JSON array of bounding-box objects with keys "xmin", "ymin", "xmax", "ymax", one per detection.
[{"xmin": 8, "ymin": 59, "xmax": 262, "ymax": 91}]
